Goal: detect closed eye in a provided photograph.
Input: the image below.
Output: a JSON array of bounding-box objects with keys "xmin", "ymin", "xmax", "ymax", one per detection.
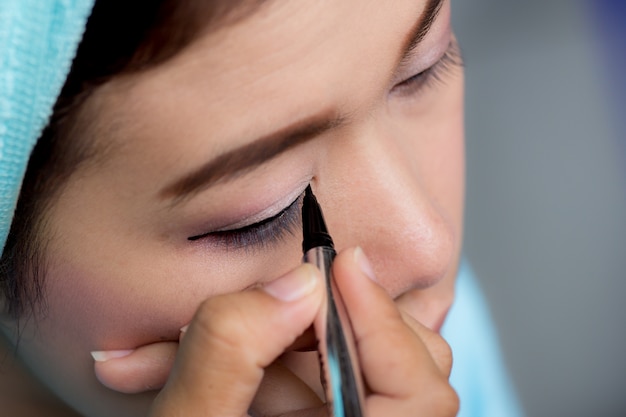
[
  {"xmin": 188, "ymin": 192, "xmax": 303, "ymax": 250},
  {"xmin": 393, "ymin": 38, "xmax": 464, "ymax": 96}
]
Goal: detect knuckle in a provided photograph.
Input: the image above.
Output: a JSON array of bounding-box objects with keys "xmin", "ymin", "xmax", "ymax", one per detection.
[
  {"xmin": 193, "ymin": 297, "xmax": 254, "ymax": 351},
  {"xmin": 399, "ymin": 310, "xmax": 454, "ymax": 375},
  {"xmin": 440, "ymin": 384, "xmax": 460, "ymax": 416},
  {"xmin": 427, "ymin": 380, "xmax": 460, "ymax": 417},
  {"xmin": 418, "ymin": 327, "xmax": 454, "ymax": 376},
  {"xmin": 433, "ymin": 337, "xmax": 454, "ymax": 374}
]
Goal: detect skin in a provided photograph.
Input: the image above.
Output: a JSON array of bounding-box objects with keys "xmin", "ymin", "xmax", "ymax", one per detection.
[{"xmin": 0, "ymin": 0, "xmax": 464, "ymax": 415}]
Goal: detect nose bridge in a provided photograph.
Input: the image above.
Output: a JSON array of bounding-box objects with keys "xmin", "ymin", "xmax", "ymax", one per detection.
[{"xmin": 322, "ymin": 125, "xmax": 456, "ymax": 297}]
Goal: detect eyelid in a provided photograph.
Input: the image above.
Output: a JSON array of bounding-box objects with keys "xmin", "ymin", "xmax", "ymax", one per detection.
[
  {"xmin": 392, "ymin": 38, "xmax": 463, "ymax": 95},
  {"xmin": 187, "ymin": 188, "xmax": 305, "ymax": 245},
  {"xmin": 204, "ymin": 181, "xmax": 310, "ymax": 233},
  {"xmin": 392, "ymin": 25, "xmax": 452, "ymax": 85}
]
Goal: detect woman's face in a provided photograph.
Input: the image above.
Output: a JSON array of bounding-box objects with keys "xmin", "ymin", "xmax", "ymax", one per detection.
[{"xmin": 6, "ymin": 0, "xmax": 464, "ymax": 415}]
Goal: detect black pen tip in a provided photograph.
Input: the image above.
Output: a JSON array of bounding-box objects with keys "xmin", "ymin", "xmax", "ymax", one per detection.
[{"xmin": 302, "ymin": 185, "xmax": 334, "ymax": 252}]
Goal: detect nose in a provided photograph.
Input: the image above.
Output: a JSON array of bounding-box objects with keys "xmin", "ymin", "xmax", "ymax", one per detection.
[{"xmin": 317, "ymin": 126, "xmax": 461, "ymax": 299}]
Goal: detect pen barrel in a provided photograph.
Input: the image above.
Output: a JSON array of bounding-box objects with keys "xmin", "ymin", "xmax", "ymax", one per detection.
[
  {"xmin": 303, "ymin": 246, "xmax": 336, "ymax": 284},
  {"xmin": 304, "ymin": 246, "xmax": 365, "ymax": 417}
]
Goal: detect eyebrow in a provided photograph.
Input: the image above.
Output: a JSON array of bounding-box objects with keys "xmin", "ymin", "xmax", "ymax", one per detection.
[
  {"xmin": 160, "ymin": 0, "xmax": 444, "ymax": 202},
  {"xmin": 401, "ymin": 0, "xmax": 445, "ymax": 65},
  {"xmin": 160, "ymin": 112, "xmax": 345, "ymax": 201}
]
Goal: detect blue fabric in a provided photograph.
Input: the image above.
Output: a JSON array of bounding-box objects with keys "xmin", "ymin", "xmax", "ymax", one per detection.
[
  {"xmin": 0, "ymin": 0, "xmax": 95, "ymax": 253},
  {"xmin": 442, "ymin": 260, "xmax": 524, "ymax": 417}
]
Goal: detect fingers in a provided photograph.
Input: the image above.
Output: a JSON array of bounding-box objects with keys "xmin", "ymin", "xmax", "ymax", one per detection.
[
  {"xmin": 91, "ymin": 248, "xmax": 457, "ymax": 416},
  {"xmin": 150, "ymin": 263, "xmax": 324, "ymax": 417},
  {"xmin": 395, "ymin": 303, "xmax": 453, "ymax": 377},
  {"xmin": 92, "ymin": 342, "xmax": 177, "ymax": 393},
  {"xmin": 251, "ymin": 360, "xmax": 323, "ymax": 415},
  {"xmin": 332, "ymin": 247, "xmax": 459, "ymax": 416}
]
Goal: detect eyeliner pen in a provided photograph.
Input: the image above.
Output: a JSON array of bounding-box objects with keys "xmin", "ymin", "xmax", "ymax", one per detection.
[{"xmin": 301, "ymin": 185, "xmax": 365, "ymax": 417}]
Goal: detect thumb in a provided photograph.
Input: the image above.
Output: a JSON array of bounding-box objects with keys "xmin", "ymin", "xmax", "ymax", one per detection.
[{"xmin": 150, "ymin": 263, "xmax": 324, "ymax": 417}]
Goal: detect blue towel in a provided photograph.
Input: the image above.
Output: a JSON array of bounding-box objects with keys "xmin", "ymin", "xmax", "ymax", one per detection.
[
  {"xmin": 0, "ymin": 0, "xmax": 95, "ymax": 253},
  {"xmin": 442, "ymin": 260, "xmax": 525, "ymax": 417}
]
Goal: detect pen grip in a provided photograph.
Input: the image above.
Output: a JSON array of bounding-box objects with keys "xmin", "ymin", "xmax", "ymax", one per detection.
[{"xmin": 304, "ymin": 247, "xmax": 365, "ymax": 417}]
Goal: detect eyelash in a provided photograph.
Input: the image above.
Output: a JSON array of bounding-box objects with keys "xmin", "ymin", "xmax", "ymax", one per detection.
[
  {"xmin": 188, "ymin": 193, "xmax": 303, "ymax": 250},
  {"xmin": 394, "ymin": 39, "xmax": 464, "ymax": 95}
]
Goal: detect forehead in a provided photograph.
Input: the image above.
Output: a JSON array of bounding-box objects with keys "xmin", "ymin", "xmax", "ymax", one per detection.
[{"xmin": 84, "ymin": 0, "xmax": 443, "ymax": 170}]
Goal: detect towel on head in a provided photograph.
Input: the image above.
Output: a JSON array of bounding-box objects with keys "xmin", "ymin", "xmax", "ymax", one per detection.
[{"xmin": 0, "ymin": 0, "xmax": 95, "ymax": 253}]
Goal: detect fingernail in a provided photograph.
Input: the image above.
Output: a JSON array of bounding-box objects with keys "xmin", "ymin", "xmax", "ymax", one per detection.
[
  {"xmin": 90, "ymin": 349, "xmax": 134, "ymax": 362},
  {"xmin": 263, "ymin": 264, "xmax": 318, "ymax": 302},
  {"xmin": 354, "ymin": 246, "xmax": 377, "ymax": 282},
  {"xmin": 180, "ymin": 324, "xmax": 189, "ymax": 334}
]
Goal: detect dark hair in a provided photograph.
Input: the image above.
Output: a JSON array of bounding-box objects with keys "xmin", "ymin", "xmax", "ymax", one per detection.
[{"xmin": 0, "ymin": 0, "xmax": 263, "ymax": 318}]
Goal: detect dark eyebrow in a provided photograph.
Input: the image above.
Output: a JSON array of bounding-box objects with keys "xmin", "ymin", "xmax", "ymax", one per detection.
[
  {"xmin": 399, "ymin": 0, "xmax": 445, "ymax": 66},
  {"xmin": 160, "ymin": 112, "xmax": 346, "ymax": 202},
  {"xmin": 160, "ymin": 0, "xmax": 443, "ymax": 203}
]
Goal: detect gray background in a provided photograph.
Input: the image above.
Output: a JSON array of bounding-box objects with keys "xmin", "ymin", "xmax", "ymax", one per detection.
[{"xmin": 453, "ymin": 1, "xmax": 626, "ymax": 416}]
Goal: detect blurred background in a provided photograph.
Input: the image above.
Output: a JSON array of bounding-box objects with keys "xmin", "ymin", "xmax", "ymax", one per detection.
[{"xmin": 452, "ymin": 0, "xmax": 626, "ymax": 416}]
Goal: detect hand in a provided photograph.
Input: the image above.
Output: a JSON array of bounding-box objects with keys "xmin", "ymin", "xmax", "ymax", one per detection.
[{"xmin": 92, "ymin": 248, "xmax": 458, "ymax": 416}]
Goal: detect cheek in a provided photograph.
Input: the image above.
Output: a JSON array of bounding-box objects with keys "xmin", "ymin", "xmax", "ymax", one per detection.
[
  {"xmin": 42, "ymin": 259, "xmax": 187, "ymax": 349},
  {"xmin": 41, "ymin": 237, "xmax": 302, "ymax": 351}
]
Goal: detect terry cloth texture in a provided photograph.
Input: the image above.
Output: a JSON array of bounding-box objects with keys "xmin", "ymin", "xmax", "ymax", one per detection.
[{"xmin": 0, "ymin": 0, "xmax": 95, "ymax": 254}]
